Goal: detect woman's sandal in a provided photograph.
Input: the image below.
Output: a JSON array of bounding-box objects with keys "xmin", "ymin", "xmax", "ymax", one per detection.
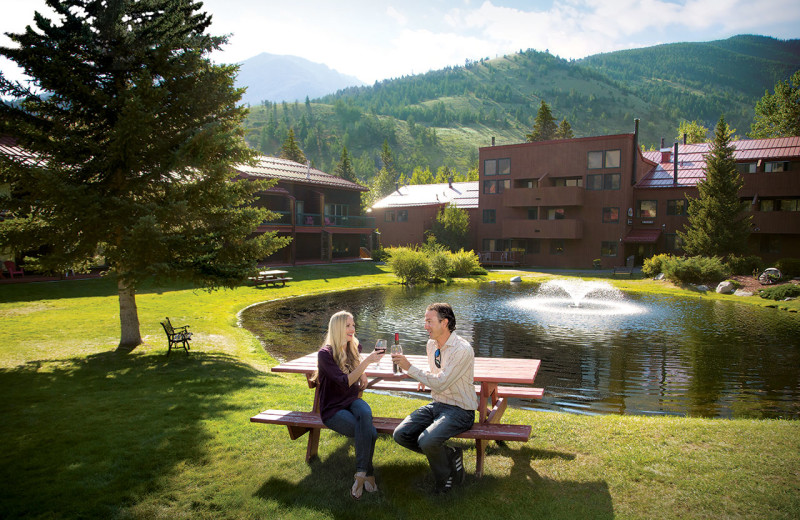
[
  {"xmin": 351, "ymin": 474, "xmax": 366, "ymax": 500},
  {"xmin": 364, "ymin": 475, "xmax": 378, "ymax": 493}
]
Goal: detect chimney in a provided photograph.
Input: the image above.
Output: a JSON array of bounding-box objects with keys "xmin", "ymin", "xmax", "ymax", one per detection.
[
  {"xmin": 491, "ymin": 136, "xmax": 495, "ymax": 146},
  {"xmin": 683, "ymin": 133, "xmax": 687, "ymax": 145},
  {"xmin": 673, "ymin": 142, "xmax": 679, "ymax": 186},
  {"xmin": 631, "ymin": 118, "xmax": 639, "ymax": 186},
  {"xmin": 306, "ymin": 161, "xmax": 311, "ymax": 180},
  {"xmin": 660, "ymin": 137, "xmax": 665, "ymax": 149},
  {"xmin": 448, "ymin": 175, "xmax": 454, "ymax": 188},
  {"xmin": 395, "ymin": 182, "xmax": 400, "ymax": 193}
]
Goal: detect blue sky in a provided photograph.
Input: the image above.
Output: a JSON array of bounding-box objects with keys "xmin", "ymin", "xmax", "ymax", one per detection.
[{"xmin": 2, "ymin": 0, "xmax": 799, "ymax": 86}]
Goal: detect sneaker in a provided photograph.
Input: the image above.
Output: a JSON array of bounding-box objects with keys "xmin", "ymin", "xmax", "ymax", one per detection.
[
  {"xmin": 434, "ymin": 474, "xmax": 453, "ymax": 494},
  {"xmin": 449, "ymin": 446, "xmax": 465, "ymax": 485}
]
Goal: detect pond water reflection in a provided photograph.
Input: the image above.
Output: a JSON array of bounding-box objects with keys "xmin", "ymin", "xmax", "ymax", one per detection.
[{"xmin": 241, "ymin": 283, "xmax": 800, "ymax": 419}]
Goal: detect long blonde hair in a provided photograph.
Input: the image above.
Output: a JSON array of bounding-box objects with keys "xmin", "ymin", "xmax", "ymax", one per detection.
[{"xmin": 323, "ymin": 310, "xmax": 360, "ymax": 373}]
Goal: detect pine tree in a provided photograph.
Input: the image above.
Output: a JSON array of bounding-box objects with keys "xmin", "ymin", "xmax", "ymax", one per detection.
[
  {"xmin": 749, "ymin": 70, "xmax": 800, "ymax": 138},
  {"xmin": 554, "ymin": 118, "xmax": 574, "ymax": 139},
  {"xmin": 334, "ymin": 145, "xmax": 357, "ymax": 182},
  {"xmin": 380, "ymin": 139, "xmax": 397, "ymax": 177},
  {"xmin": 678, "ymin": 116, "xmax": 751, "ymax": 257},
  {"xmin": 0, "ymin": 0, "xmax": 291, "ymax": 350},
  {"xmin": 525, "ymin": 100, "xmax": 557, "ymax": 141},
  {"xmin": 280, "ymin": 128, "xmax": 307, "ymax": 164}
]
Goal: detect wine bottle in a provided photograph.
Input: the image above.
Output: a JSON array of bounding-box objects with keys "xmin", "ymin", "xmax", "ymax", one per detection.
[{"xmin": 393, "ymin": 332, "xmax": 400, "ymax": 373}]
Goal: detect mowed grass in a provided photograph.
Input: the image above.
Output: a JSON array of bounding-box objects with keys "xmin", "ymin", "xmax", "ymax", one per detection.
[{"xmin": 1, "ymin": 264, "xmax": 799, "ymax": 519}]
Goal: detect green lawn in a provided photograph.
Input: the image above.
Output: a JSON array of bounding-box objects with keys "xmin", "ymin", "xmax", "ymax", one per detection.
[{"xmin": 1, "ymin": 264, "xmax": 798, "ymax": 519}]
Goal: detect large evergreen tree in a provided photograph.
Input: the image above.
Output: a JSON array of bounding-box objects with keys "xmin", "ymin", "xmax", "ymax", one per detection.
[
  {"xmin": 749, "ymin": 70, "xmax": 800, "ymax": 138},
  {"xmin": 0, "ymin": 0, "xmax": 291, "ymax": 350},
  {"xmin": 525, "ymin": 100, "xmax": 557, "ymax": 141},
  {"xmin": 333, "ymin": 145, "xmax": 356, "ymax": 182},
  {"xmin": 678, "ymin": 116, "xmax": 751, "ymax": 257},
  {"xmin": 280, "ymin": 128, "xmax": 307, "ymax": 164},
  {"xmin": 554, "ymin": 118, "xmax": 574, "ymax": 139}
]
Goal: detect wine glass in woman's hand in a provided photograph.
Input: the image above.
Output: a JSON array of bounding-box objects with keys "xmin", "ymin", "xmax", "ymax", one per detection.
[{"xmin": 374, "ymin": 339, "xmax": 387, "ymax": 368}]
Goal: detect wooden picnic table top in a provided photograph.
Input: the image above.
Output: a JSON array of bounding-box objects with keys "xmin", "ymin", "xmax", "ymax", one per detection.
[
  {"xmin": 258, "ymin": 269, "xmax": 288, "ymax": 277},
  {"xmin": 272, "ymin": 352, "xmax": 540, "ymax": 385}
]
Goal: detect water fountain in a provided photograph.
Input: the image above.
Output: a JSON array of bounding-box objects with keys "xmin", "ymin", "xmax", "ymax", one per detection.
[{"xmin": 512, "ymin": 278, "xmax": 646, "ymax": 316}]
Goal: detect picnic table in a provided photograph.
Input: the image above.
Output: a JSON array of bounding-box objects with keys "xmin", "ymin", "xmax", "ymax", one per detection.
[
  {"xmin": 248, "ymin": 269, "xmax": 292, "ymax": 287},
  {"xmin": 251, "ymin": 352, "xmax": 543, "ymax": 477}
]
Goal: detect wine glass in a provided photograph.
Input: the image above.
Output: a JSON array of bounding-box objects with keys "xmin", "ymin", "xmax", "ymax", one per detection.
[
  {"xmin": 391, "ymin": 344, "xmax": 403, "ymax": 373},
  {"xmin": 374, "ymin": 339, "xmax": 387, "ymax": 368}
]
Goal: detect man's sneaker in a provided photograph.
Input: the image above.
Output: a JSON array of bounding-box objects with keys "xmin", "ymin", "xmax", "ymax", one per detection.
[
  {"xmin": 449, "ymin": 446, "xmax": 465, "ymax": 485},
  {"xmin": 434, "ymin": 474, "xmax": 453, "ymax": 494}
]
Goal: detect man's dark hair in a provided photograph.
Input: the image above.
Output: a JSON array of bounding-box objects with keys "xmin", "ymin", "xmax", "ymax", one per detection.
[{"xmin": 427, "ymin": 302, "xmax": 456, "ymax": 332}]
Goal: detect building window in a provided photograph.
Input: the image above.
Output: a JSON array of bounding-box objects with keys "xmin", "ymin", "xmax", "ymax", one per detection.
[
  {"xmin": 779, "ymin": 199, "xmax": 800, "ymax": 211},
  {"xmin": 550, "ymin": 240, "xmax": 565, "ymax": 255},
  {"xmin": 602, "ymin": 207, "xmax": 619, "ymax": 223},
  {"xmin": 587, "ymin": 173, "xmax": 620, "ymax": 190},
  {"xmin": 482, "ymin": 239, "xmax": 508, "ymax": 251},
  {"xmin": 524, "ymin": 239, "xmax": 541, "ymax": 254},
  {"xmin": 604, "ymin": 173, "xmax": 620, "ymax": 190},
  {"xmin": 760, "ymin": 235, "xmax": 781, "ymax": 254},
  {"xmin": 588, "ymin": 149, "xmax": 621, "ymax": 169},
  {"xmin": 586, "ymin": 174, "xmax": 603, "ymax": 190},
  {"xmin": 484, "ymin": 158, "xmax": 510, "ymax": 176},
  {"xmin": 547, "ymin": 208, "xmax": 565, "ymax": 220},
  {"xmin": 765, "ymin": 161, "xmax": 789, "ymax": 173},
  {"xmin": 637, "ymin": 200, "xmax": 657, "ymax": 218},
  {"xmin": 587, "ymin": 151, "xmax": 604, "ymax": 169},
  {"xmin": 483, "ymin": 209, "xmax": 496, "ymax": 224},
  {"xmin": 385, "ymin": 210, "xmax": 396, "ymax": 222},
  {"xmin": 605, "ymin": 149, "xmax": 621, "ymax": 168},
  {"xmin": 601, "ymin": 241, "xmax": 618, "ymax": 257},
  {"xmin": 553, "ymin": 177, "xmax": 583, "ymax": 187},
  {"xmin": 737, "ymin": 163, "xmax": 757, "ymax": 174},
  {"xmin": 759, "ymin": 199, "xmax": 775, "ymax": 212},
  {"xmin": 483, "ymin": 179, "xmax": 510, "ymax": 194},
  {"xmin": 397, "ymin": 210, "xmax": 408, "ymax": 222},
  {"xmin": 527, "ymin": 207, "xmax": 538, "ymax": 220},
  {"xmin": 664, "ymin": 233, "xmax": 684, "ymax": 251},
  {"xmin": 667, "ymin": 199, "xmax": 688, "ymax": 216}
]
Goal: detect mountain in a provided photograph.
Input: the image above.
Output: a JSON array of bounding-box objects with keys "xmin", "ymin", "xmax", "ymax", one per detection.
[
  {"xmin": 241, "ymin": 35, "xmax": 800, "ymax": 180},
  {"xmin": 234, "ymin": 52, "xmax": 364, "ymax": 105}
]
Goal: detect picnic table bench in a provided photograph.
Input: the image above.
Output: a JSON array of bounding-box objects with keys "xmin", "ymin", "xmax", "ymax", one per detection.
[
  {"xmin": 251, "ymin": 353, "xmax": 543, "ymax": 477},
  {"xmin": 248, "ymin": 269, "xmax": 292, "ymax": 287}
]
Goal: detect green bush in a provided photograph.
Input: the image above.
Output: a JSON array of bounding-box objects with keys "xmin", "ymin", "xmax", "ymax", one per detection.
[
  {"xmin": 775, "ymin": 258, "xmax": 800, "ymax": 278},
  {"xmin": 386, "ymin": 247, "xmax": 431, "ymax": 284},
  {"xmin": 725, "ymin": 254, "xmax": 763, "ymax": 275},
  {"xmin": 429, "ymin": 250, "xmax": 452, "ymax": 281},
  {"xmin": 449, "ymin": 249, "xmax": 483, "ymax": 277},
  {"xmin": 370, "ymin": 244, "xmax": 389, "ymax": 262},
  {"xmin": 642, "ymin": 253, "xmax": 673, "ymax": 278},
  {"xmin": 758, "ymin": 284, "xmax": 800, "ymax": 301},
  {"xmin": 663, "ymin": 255, "xmax": 729, "ymax": 285}
]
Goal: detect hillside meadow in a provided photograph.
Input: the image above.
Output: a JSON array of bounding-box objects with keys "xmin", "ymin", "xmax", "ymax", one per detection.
[{"xmin": 1, "ymin": 263, "xmax": 798, "ymax": 519}]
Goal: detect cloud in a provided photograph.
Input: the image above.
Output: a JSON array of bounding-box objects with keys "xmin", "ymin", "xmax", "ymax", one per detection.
[{"xmin": 386, "ymin": 6, "xmax": 408, "ymax": 26}]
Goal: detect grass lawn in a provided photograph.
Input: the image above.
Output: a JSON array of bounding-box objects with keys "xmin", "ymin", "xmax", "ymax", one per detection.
[{"xmin": 1, "ymin": 264, "xmax": 798, "ymax": 519}]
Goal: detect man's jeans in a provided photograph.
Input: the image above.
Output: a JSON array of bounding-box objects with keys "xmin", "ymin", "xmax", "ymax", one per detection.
[
  {"xmin": 323, "ymin": 398, "xmax": 378, "ymax": 475},
  {"xmin": 393, "ymin": 402, "xmax": 475, "ymax": 485}
]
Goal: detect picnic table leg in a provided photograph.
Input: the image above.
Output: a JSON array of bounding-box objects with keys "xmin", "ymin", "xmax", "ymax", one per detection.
[
  {"xmin": 304, "ymin": 375, "xmax": 322, "ymax": 462},
  {"xmin": 475, "ymin": 439, "xmax": 487, "ymax": 478},
  {"xmin": 475, "ymin": 383, "xmax": 502, "ymax": 478}
]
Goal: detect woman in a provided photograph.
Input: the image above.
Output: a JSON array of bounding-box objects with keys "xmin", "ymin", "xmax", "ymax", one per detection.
[{"xmin": 316, "ymin": 310, "xmax": 385, "ymax": 499}]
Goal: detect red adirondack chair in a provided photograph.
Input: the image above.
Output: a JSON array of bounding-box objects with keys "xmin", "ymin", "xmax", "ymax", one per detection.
[{"xmin": 3, "ymin": 261, "xmax": 24, "ymax": 278}]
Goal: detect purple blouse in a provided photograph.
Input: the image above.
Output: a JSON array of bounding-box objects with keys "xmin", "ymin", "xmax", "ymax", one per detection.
[{"xmin": 317, "ymin": 344, "xmax": 361, "ymax": 422}]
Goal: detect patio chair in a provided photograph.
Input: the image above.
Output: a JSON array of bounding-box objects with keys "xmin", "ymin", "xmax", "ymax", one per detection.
[
  {"xmin": 161, "ymin": 317, "xmax": 192, "ymax": 355},
  {"xmin": 3, "ymin": 261, "xmax": 24, "ymax": 278}
]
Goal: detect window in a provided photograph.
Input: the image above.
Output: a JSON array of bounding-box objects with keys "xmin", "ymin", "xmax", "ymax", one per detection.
[
  {"xmin": 483, "ymin": 179, "xmax": 510, "ymax": 194},
  {"xmin": 587, "ymin": 151, "xmax": 604, "ymax": 169},
  {"xmin": 385, "ymin": 210, "xmax": 396, "ymax": 222},
  {"xmin": 586, "ymin": 174, "xmax": 603, "ymax": 190},
  {"xmin": 637, "ymin": 200, "xmax": 657, "ymax": 218},
  {"xmin": 604, "ymin": 149, "xmax": 621, "ymax": 168},
  {"xmin": 484, "ymin": 158, "xmax": 510, "ymax": 176},
  {"xmin": 397, "ymin": 210, "xmax": 408, "ymax": 222},
  {"xmin": 759, "ymin": 200, "xmax": 775, "ymax": 212},
  {"xmin": 482, "ymin": 239, "xmax": 508, "ymax": 251},
  {"xmin": 765, "ymin": 161, "xmax": 789, "ymax": 173},
  {"xmin": 604, "ymin": 173, "xmax": 620, "ymax": 190},
  {"xmin": 602, "ymin": 207, "xmax": 620, "ymax": 223},
  {"xmin": 524, "ymin": 239, "xmax": 540, "ymax": 254},
  {"xmin": 737, "ymin": 163, "xmax": 757, "ymax": 174},
  {"xmin": 527, "ymin": 207, "xmax": 538, "ymax": 220},
  {"xmin": 760, "ymin": 235, "xmax": 780, "ymax": 254},
  {"xmin": 664, "ymin": 233, "xmax": 684, "ymax": 251},
  {"xmin": 483, "ymin": 209, "xmax": 496, "ymax": 224},
  {"xmin": 587, "ymin": 173, "xmax": 619, "ymax": 190},
  {"xmin": 780, "ymin": 199, "xmax": 800, "ymax": 211},
  {"xmin": 547, "ymin": 208, "xmax": 565, "ymax": 220},
  {"xmin": 553, "ymin": 177, "xmax": 583, "ymax": 187},
  {"xmin": 601, "ymin": 241, "xmax": 618, "ymax": 257},
  {"xmin": 550, "ymin": 240, "xmax": 565, "ymax": 255},
  {"xmin": 667, "ymin": 199, "xmax": 688, "ymax": 216}
]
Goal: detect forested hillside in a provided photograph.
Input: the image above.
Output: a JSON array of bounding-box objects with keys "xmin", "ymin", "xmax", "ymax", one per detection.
[{"xmin": 241, "ymin": 35, "xmax": 799, "ymax": 184}]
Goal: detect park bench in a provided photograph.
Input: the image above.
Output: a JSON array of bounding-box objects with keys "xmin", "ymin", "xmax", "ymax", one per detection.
[{"xmin": 160, "ymin": 317, "xmax": 192, "ymax": 355}]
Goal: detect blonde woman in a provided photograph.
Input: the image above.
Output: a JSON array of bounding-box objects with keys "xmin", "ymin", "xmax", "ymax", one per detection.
[{"xmin": 316, "ymin": 310, "xmax": 385, "ymax": 499}]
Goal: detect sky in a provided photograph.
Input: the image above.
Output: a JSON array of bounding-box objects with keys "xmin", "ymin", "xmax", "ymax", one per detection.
[{"xmin": 2, "ymin": 0, "xmax": 800, "ymax": 86}]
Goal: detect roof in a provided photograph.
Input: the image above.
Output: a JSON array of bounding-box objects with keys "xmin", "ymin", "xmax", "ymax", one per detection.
[
  {"xmin": 370, "ymin": 181, "xmax": 479, "ymax": 210},
  {"xmin": 638, "ymin": 136, "xmax": 800, "ymax": 188},
  {"xmin": 623, "ymin": 228, "xmax": 662, "ymax": 243},
  {"xmin": 0, "ymin": 136, "xmax": 46, "ymax": 167},
  {"xmin": 234, "ymin": 155, "xmax": 368, "ymax": 192}
]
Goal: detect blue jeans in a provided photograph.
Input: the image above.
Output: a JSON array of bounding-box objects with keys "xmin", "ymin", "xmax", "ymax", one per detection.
[
  {"xmin": 393, "ymin": 402, "xmax": 475, "ymax": 485},
  {"xmin": 322, "ymin": 398, "xmax": 378, "ymax": 476}
]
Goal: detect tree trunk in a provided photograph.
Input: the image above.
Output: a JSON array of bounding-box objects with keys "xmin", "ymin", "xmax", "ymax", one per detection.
[{"xmin": 116, "ymin": 277, "xmax": 142, "ymax": 352}]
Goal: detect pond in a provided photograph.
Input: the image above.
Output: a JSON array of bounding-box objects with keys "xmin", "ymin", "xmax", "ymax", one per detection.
[{"xmin": 241, "ymin": 282, "xmax": 800, "ymax": 419}]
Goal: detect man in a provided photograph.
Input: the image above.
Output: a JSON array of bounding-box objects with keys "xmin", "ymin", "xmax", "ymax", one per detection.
[{"xmin": 391, "ymin": 302, "xmax": 478, "ymax": 493}]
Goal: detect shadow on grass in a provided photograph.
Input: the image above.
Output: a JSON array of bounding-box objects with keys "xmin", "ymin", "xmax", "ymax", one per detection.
[
  {"xmin": 254, "ymin": 437, "xmax": 612, "ymax": 520},
  {"xmin": 0, "ymin": 351, "xmax": 266, "ymax": 518}
]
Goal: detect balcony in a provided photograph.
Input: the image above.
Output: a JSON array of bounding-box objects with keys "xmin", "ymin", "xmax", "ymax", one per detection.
[
  {"xmin": 259, "ymin": 212, "xmax": 376, "ymax": 229},
  {"xmin": 322, "ymin": 214, "xmax": 376, "ymax": 228},
  {"xmin": 502, "ymin": 218, "xmax": 583, "ymax": 239},
  {"xmin": 503, "ymin": 186, "xmax": 584, "ymax": 207}
]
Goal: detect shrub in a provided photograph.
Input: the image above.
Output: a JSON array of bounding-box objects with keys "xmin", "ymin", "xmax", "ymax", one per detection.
[
  {"xmin": 386, "ymin": 247, "xmax": 430, "ymax": 284},
  {"xmin": 759, "ymin": 284, "xmax": 800, "ymax": 301},
  {"xmin": 449, "ymin": 249, "xmax": 483, "ymax": 277},
  {"xmin": 662, "ymin": 255, "xmax": 729, "ymax": 285},
  {"xmin": 642, "ymin": 253, "xmax": 673, "ymax": 278},
  {"xmin": 725, "ymin": 254, "xmax": 763, "ymax": 275},
  {"xmin": 370, "ymin": 244, "xmax": 389, "ymax": 262},
  {"xmin": 429, "ymin": 250, "xmax": 452, "ymax": 281},
  {"xmin": 775, "ymin": 258, "xmax": 800, "ymax": 278}
]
